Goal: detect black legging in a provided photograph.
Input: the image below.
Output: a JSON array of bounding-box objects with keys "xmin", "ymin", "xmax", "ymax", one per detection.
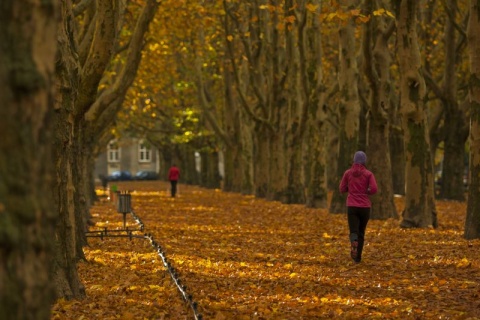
[
  {"xmin": 170, "ymin": 180, "xmax": 178, "ymax": 197},
  {"xmin": 347, "ymin": 206, "xmax": 370, "ymax": 261}
]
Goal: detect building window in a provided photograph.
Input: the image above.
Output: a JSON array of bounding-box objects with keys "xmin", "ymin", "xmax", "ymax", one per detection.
[
  {"xmin": 108, "ymin": 141, "xmax": 120, "ymax": 163},
  {"xmin": 138, "ymin": 141, "xmax": 151, "ymax": 163}
]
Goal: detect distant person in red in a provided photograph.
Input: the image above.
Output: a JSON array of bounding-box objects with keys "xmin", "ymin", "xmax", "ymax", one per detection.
[{"xmin": 168, "ymin": 164, "xmax": 180, "ymax": 197}]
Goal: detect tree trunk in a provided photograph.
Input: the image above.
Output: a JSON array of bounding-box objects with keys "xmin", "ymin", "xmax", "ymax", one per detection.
[
  {"xmin": 284, "ymin": 2, "xmax": 321, "ymax": 205},
  {"xmin": 254, "ymin": 127, "xmax": 270, "ymax": 198},
  {"xmin": 178, "ymin": 145, "xmax": 198, "ymax": 185},
  {"xmin": 222, "ymin": 61, "xmax": 254, "ymax": 194},
  {"xmin": 302, "ymin": 1, "xmax": 328, "ymax": 209},
  {"xmin": 363, "ymin": 0, "xmax": 397, "ymax": 219},
  {"xmin": 465, "ymin": 0, "xmax": 480, "ymax": 239},
  {"xmin": 305, "ymin": 118, "xmax": 328, "ymax": 208},
  {"xmin": 330, "ymin": 0, "xmax": 361, "ymax": 214},
  {"xmin": 368, "ymin": 122, "xmax": 397, "ymax": 219},
  {"xmin": 223, "ymin": 143, "xmax": 243, "ymax": 192},
  {"xmin": 440, "ymin": 112, "xmax": 468, "ymax": 200},
  {"xmin": 51, "ymin": 0, "xmax": 85, "ymax": 301},
  {"xmin": 75, "ymin": 128, "xmax": 90, "ymax": 258},
  {"xmin": 390, "ymin": 126, "xmax": 405, "ymax": 195},
  {"xmin": 268, "ymin": 131, "xmax": 288, "ymax": 202},
  {"xmin": 396, "ymin": 0, "xmax": 437, "ymax": 228},
  {"xmin": 0, "ymin": 0, "xmax": 58, "ymax": 317},
  {"xmin": 222, "ymin": 62, "xmax": 241, "ymax": 193},
  {"xmin": 240, "ymin": 122, "xmax": 254, "ymax": 194},
  {"xmin": 200, "ymin": 150, "xmax": 221, "ymax": 189},
  {"xmin": 437, "ymin": 0, "xmax": 469, "ymax": 201},
  {"xmin": 51, "ymin": 0, "xmax": 161, "ymax": 302}
]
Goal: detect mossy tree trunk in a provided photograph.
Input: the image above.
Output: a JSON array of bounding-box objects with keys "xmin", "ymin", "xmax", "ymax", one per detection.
[
  {"xmin": 329, "ymin": 0, "xmax": 361, "ymax": 214},
  {"xmin": 0, "ymin": 0, "xmax": 58, "ymax": 317},
  {"xmin": 395, "ymin": 0, "xmax": 437, "ymax": 228},
  {"xmin": 363, "ymin": 0, "xmax": 397, "ymax": 220},
  {"xmin": 299, "ymin": 1, "xmax": 328, "ymax": 208}
]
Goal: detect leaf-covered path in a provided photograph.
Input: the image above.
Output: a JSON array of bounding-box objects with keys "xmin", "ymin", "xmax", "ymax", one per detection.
[{"xmin": 52, "ymin": 181, "xmax": 480, "ymax": 319}]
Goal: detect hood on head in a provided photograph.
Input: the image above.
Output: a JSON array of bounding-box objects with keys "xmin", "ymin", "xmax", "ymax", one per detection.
[{"xmin": 353, "ymin": 151, "xmax": 366, "ymax": 165}]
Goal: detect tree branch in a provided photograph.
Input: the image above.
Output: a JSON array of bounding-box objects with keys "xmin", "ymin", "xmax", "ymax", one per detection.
[
  {"xmin": 73, "ymin": 0, "xmax": 94, "ymax": 17},
  {"xmin": 85, "ymin": 0, "xmax": 161, "ymax": 127}
]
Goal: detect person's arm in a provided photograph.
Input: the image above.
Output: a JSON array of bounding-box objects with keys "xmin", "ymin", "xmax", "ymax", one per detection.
[
  {"xmin": 339, "ymin": 171, "xmax": 349, "ymax": 193},
  {"xmin": 368, "ymin": 173, "xmax": 378, "ymax": 195}
]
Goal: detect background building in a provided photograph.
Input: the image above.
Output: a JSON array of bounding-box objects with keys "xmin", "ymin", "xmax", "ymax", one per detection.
[{"xmin": 94, "ymin": 138, "xmax": 160, "ymax": 179}]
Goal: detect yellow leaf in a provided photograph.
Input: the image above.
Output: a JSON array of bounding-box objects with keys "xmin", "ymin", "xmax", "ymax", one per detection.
[
  {"xmin": 326, "ymin": 13, "xmax": 337, "ymax": 21},
  {"xmin": 456, "ymin": 257, "xmax": 471, "ymax": 268},
  {"xmin": 357, "ymin": 16, "xmax": 370, "ymax": 23},
  {"xmin": 373, "ymin": 8, "xmax": 395, "ymax": 18},
  {"xmin": 306, "ymin": 4, "xmax": 318, "ymax": 13},
  {"xmin": 386, "ymin": 10, "xmax": 395, "ymax": 18}
]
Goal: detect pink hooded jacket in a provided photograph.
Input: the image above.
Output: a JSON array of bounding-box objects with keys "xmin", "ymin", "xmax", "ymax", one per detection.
[
  {"xmin": 339, "ymin": 163, "xmax": 378, "ymax": 207},
  {"xmin": 168, "ymin": 166, "xmax": 180, "ymax": 181}
]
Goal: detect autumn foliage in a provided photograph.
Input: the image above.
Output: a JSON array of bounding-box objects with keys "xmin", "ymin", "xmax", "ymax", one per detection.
[{"xmin": 52, "ymin": 181, "xmax": 480, "ymax": 319}]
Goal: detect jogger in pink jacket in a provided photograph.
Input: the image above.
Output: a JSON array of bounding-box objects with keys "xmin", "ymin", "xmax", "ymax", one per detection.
[{"xmin": 339, "ymin": 151, "xmax": 378, "ymax": 263}]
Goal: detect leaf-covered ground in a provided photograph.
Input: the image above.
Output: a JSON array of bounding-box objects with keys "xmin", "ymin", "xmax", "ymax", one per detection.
[{"xmin": 52, "ymin": 181, "xmax": 480, "ymax": 319}]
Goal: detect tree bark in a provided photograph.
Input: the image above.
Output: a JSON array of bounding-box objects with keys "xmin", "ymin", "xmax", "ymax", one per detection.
[
  {"xmin": 51, "ymin": 0, "xmax": 85, "ymax": 300},
  {"xmin": 465, "ymin": 0, "xmax": 480, "ymax": 239},
  {"xmin": 396, "ymin": 0, "xmax": 438, "ymax": 228},
  {"xmin": 390, "ymin": 126, "xmax": 405, "ymax": 195},
  {"xmin": 302, "ymin": 0, "xmax": 328, "ymax": 209},
  {"xmin": 363, "ymin": 0, "xmax": 397, "ymax": 219},
  {"xmin": 200, "ymin": 150, "xmax": 222, "ymax": 189},
  {"xmin": 305, "ymin": 115, "xmax": 328, "ymax": 208},
  {"xmin": 179, "ymin": 144, "xmax": 199, "ymax": 185},
  {"xmin": 0, "ymin": 0, "xmax": 58, "ymax": 317},
  {"xmin": 429, "ymin": 0, "xmax": 469, "ymax": 201},
  {"xmin": 329, "ymin": 0, "xmax": 361, "ymax": 214}
]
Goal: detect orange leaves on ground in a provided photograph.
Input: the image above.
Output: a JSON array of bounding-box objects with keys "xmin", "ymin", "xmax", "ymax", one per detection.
[{"xmin": 52, "ymin": 181, "xmax": 480, "ymax": 319}]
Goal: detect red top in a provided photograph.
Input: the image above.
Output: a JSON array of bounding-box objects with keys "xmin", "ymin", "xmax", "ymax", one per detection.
[
  {"xmin": 168, "ymin": 166, "xmax": 180, "ymax": 181},
  {"xmin": 339, "ymin": 163, "xmax": 378, "ymax": 207}
]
